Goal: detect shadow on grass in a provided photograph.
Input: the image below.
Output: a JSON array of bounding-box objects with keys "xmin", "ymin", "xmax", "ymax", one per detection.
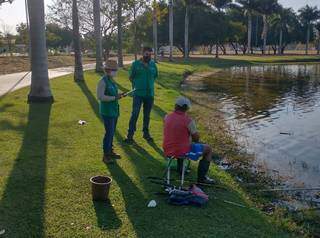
[
  {"xmin": 93, "ymin": 200, "xmax": 121, "ymax": 230},
  {"xmin": 0, "ymin": 103, "xmax": 52, "ymax": 237}
]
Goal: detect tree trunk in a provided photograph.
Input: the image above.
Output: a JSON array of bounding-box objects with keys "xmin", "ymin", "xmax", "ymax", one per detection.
[
  {"xmin": 93, "ymin": 0, "xmax": 103, "ymax": 72},
  {"xmin": 247, "ymin": 13, "xmax": 252, "ymax": 54},
  {"xmin": 215, "ymin": 43, "xmax": 219, "ymax": 58},
  {"xmin": 117, "ymin": 0, "xmax": 123, "ymax": 67},
  {"xmin": 72, "ymin": 0, "xmax": 84, "ymax": 82},
  {"xmin": 261, "ymin": 15, "xmax": 268, "ymax": 55},
  {"xmin": 169, "ymin": 0, "xmax": 173, "ymax": 61},
  {"xmin": 184, "ymin": 4, "xmax": 189, "ymax": 60},
  {"xmin": 27, "ymin": 0, "xmax": 53, "ymax": 102},
  {"xmin": 133, "ymin": 8, "xmax": 137, "ymax": 61},
  {"xmin": 153, "ymin": 0, "xmax": 158, "ymax": 62},
  {"xmin": 278, "ymin": 28, "xmax": 283, "ymax": 55},
  {"xmin": 306, "ymin": 23, "xmax": 310, "ymax": 55}
]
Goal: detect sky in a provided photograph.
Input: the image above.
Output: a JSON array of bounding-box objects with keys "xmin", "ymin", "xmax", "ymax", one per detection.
[{"xmin": 0, "ymin": 0, "xmax": 320, "ymax": 34}]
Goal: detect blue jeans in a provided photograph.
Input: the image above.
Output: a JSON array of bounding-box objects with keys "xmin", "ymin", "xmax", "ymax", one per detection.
[
  {"xmin": 102, "ymin": 116, "xmax": 118, "ymax": 154},
  {"xmin": 127, "ymin": 96, "xmax": 154, "ymax": 138}
]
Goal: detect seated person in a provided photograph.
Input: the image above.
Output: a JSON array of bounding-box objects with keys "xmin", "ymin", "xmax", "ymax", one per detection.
[{"xmin": 163, "ymin": 96, "xmax": 215, "ymax": 184}]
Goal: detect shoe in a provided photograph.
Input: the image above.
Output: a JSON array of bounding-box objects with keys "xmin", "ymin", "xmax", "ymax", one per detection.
[
  {"xmin": 143, "ymin": 134, "xmax": 154, "ymax": 142},
  {"xmin": 198, "ymin": 176, "xmax": 216, "ymax": 185},
  {"xmin": 109, "ymin": 151, "xmax": 121, "ymax": 160},
  {"xmin": 124, "ymin": 138, "xmax": 135, "ymax": 145},
  {"xmin": 102, "ymin": 154, "xmax": 114, "ymax": 164}
]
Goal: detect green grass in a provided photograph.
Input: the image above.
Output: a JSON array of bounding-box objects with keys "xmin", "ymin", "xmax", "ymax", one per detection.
[{"xmin": 1, "ymin": 55, "xmax": 317, "ymax": 237}]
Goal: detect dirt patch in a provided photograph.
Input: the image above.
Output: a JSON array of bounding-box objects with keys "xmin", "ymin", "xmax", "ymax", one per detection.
[{"xmin": 0, "ymin": 56, "xmax": 95, "ymax": 75}]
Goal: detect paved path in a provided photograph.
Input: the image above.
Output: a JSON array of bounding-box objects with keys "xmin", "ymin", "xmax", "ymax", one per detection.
[{"xmin": 0, "ymin": 61, "xmax": 132, "ymax": 97}]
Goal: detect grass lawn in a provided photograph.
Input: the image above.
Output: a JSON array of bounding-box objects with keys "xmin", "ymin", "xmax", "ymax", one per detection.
[{"xmin": 1, "ymin": 55, "xmax": 318, "ymax": 237}]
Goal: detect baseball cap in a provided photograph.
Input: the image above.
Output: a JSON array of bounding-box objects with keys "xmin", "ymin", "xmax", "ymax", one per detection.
[{"xmin": 175, "ymin": 96, "xmax": 191, "ymax": 108}]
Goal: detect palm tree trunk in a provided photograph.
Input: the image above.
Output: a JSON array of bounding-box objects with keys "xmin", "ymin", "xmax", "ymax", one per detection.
[
  {"xmin": 72, "ymin": 0, "xmax": 84, "ymax": 82},
  {"xmin": 27, "ymin": 0, "xmax": 53, "ymax": 103},
  {"xmin": 184, "ymin": 3, "xmax": 189, "ymax": 60},
  {"xmin": 153, "ymin": 0, "xmax": 158, "ymax": 62},
  {"xmin": 133, "ymin": 8, "xmax": 138, "ymax": 61},
  {"xmin": 169, "ymin": 0, "xmax": 173, "ymax": 61},
  {"xmin": 262, "ymin": 15, "xmax": 267, "ymax": 55},
  {"xmin": 117, "ymin": 0, "xmax": 123, "ymax": 67},
  {"xmin": 247, "ymin": 13, "xmax": 252, "ymax": 54},
  {"xmin": 278, "ymin": 28, "xmax": 283, "ymax": 55},
  {"xmin": 215, "ymin": 43, "xmax": 219, "ymax": 58},
  {"xmin": 306, "ymin": 23, "xmax": 310, "ymax": 55},
  {"xmin": 93, "ymin": 0, "xmax": 103, "ymax": 72}
]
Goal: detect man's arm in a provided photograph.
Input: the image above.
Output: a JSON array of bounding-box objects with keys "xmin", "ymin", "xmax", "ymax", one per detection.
[
  {"xmin": 129, "ymin": 62, "xmax": 136, "ymax": 82},
  {"xmin": 188, "ymin": 120, "xmax": 200, "ymax": 143}
]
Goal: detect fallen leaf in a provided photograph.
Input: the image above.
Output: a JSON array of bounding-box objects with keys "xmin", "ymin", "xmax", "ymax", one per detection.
[{"xmin": 0, "ymin": 229, "xmax": 5, "ymax": 235}]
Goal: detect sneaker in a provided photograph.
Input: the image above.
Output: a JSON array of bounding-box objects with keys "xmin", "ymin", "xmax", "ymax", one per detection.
[
  {"xmin": 103, "ymin": 154, "xmax": 114, "ymax": 164},
  {"xmin": 109, "ymin": 151, "xmax": 121, "ymax": 160},
  {"xmin": 143, "ymin": 134, "xmax": 154, "ymax": 142},
  {"xmin": 124, "ymin": 138, "xmax": 135, "ymax": 145},
  {"xmin": 198, "ymin": 176, "xmax": 216, "ymax": 185}
]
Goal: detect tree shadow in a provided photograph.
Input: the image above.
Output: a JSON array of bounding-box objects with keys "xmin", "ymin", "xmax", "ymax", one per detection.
[
  {"xmin": 76, "ymin": 81, "xmax": 100, "ymax": 118},
  {"xmin": 0, "ymin": 103, "xmax": 52, "ymax": 237},
  {"xmin": 93, "ymin": 200, "xmax": 122, "ymax": 230}
]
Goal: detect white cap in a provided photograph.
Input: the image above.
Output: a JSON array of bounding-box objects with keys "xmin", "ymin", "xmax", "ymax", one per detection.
[{"xmin": 175, "ymin": 96, "xmax": 191, "ymax": 108}]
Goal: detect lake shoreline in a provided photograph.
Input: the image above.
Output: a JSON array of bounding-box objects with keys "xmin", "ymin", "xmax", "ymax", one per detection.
[{"xmin": 183, "ymin": 63, "xmax": 320, "ymax": 236}]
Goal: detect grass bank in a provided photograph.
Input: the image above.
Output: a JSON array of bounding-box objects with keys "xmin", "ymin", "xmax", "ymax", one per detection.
[{"xmin": 1, "ymin": 56, "xmax": 318, "ymax": 237}]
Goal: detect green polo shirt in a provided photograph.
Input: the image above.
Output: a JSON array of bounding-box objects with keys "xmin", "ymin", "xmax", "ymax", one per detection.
[
  {"xmin": 99, "ymin": 76, "xmax": 119, "ymax": 118},
  {"xmin": 129, "ymin": 59, "xmax": 158, "ymax": 97}
]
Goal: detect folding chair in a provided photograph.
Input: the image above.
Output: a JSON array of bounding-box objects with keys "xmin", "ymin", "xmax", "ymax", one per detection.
[{"xmin": 165, "ymin": 156, "xmax": 191, "ymax": 188}]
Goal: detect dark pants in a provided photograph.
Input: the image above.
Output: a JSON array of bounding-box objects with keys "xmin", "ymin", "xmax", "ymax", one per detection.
[
  {"xmin": 102, "ymin": 115, "xmax": 118, "ymax": 154},
  {"xmin": 127, "ymin": 96, "xmax": 154, "ymax": 138}
]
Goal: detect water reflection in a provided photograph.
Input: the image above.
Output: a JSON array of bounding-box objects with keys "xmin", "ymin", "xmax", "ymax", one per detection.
[{"xmin": 204, "ymin": 64, "xmax": 320, "ymax": 187}]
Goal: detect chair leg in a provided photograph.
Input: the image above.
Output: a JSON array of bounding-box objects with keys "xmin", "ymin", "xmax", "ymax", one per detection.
[
  {"xmin": 181, "ymin": 159, "xmax": 186, "ymax": 188},
  {"xmin": 166, "ymin": 157, "xmax": 173, "ymax": 185}
]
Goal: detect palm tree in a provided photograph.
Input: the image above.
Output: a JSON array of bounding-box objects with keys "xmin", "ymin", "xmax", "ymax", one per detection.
[
  {"xmin": 72, "ymin": 0, "xmax": 84, "ymax": 81},
  {"xmin": 256, "ymin": 0, "xmax": 279, "ymax": 55},
  {"xmin": 168, "ymin": 0, "xmax": 173, "ymax": 61},
  {"xmin": 184, "ymin": 0, "xmax": 190, "ymax": 59},
  {"xmin": 27, "ymin": 0, "xmax": 54, "ymax": 102},
  {"xmin": 315, "ymin": 22, "xmax": 320, "ymax": 55},
  {"xmin": 298, "ymin": 5, "xmax": 320, "ymax": 55},
  {"xmin": 93, "ymin": 0, "xmax": 103, "ymax": 72},
  {"xmin": 270, "ymin": 7, "xmax": 295, "ymax": 54},
  {"xmin": 207, "ymin": 0, "xmax": 231, "ymax": 58},
  {"xmin": 153, "ymin": 0, "xmax": 158, "ymax": 62},
  {"xmin": 236, "ymin": 0, "xmax": 259, "ymax": 54},
  {"xmin": 117, "ymin": 0, "xmax": 123, "ymax": 67}
]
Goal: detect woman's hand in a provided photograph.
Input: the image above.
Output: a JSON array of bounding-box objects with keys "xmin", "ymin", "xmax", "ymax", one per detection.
[{"xmin": 115, "ymin": 93, "xmax": 125, "ymax": 100}]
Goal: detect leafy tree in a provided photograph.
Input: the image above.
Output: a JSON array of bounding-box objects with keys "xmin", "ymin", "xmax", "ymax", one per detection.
[
  {"xmin": 46, "ymin": 23, "xmax": 73, "ymax": 50},
  {"xmin": 298, "ymin": 5, "xmax": 320, "ymax": 54},
  {"xmin": 16, "ymin": 23, "xmax": 29, "ymax": 45},
  {"xmin": 269, "ymin": 6, "xmax": 298, "ymax": 54}
]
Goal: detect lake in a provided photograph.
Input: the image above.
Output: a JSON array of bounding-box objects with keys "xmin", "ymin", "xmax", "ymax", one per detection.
[{"xmin": 203, "ymin": 63, "xmax": 320, "ymax": 188}]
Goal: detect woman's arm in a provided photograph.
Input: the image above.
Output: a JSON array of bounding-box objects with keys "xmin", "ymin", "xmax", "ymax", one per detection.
[{"xmin": 97, "ymin": 80, "xmax": 116, "ymax": 102}]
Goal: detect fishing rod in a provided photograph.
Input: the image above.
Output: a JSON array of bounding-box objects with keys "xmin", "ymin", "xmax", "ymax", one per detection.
[
  {"xmin": 147, "ymin": 176, "xmax": 226, "ymax": 189},
  {"xmin": 259, "ymin": 187, "xmax": 320, "ymax": 193}
]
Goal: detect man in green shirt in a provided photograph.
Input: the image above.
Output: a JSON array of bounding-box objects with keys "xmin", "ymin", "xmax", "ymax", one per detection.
[{"xmin": 125, "ymin": 47, "xmax": 158, "ymax": 144}]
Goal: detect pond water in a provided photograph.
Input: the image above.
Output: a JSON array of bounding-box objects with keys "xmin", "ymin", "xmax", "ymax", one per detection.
[{"xmin": 203, "ymin": 63, "xmax": 320, "ymax": 188}]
